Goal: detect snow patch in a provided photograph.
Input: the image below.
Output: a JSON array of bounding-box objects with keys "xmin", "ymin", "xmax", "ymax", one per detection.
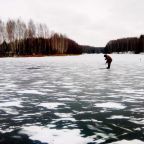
[
  {"xmin": 0, "ymin": 101, "xmax": 23, "ymax": 108},
  {"xmin": 107, "ymin": 115, "xmax": 129, "ymax": 119},
  {"xmin": 111, "ymin": 139, "xmax": 144, "ymax": 144},
  {"xmin": 17, "ymin": 90, "xmax": 46, "ymax": 95},
  {"xmin": 55, "ymin": 113, "xmax": 73, "ymax": 118},
  {"xmin": 20, "ymin": 126, "xmax": 95, "ymax": 144},
  {"xmin": 38, "ymin": 102, "xmax": 66, "ymax": 109},
  {"xmin": 58, "ymin": 98, "xmax": 75, "ymax": 101},
  {"xmin": 95, "ymin": 102, "xmax": 126, "ymax": 109}
]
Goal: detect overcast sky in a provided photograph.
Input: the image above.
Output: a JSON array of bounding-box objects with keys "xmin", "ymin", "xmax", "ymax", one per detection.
[{"xmin": 0, "ymin": 0, "xmax": 144, "ymax": 46}]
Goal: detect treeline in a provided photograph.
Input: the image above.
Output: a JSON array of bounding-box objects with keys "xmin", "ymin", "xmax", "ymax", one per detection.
[
  {"xmin": 81, "ymin": 45, "xmax": 104, "ymax": 54},
  {"xmin": 0, "ymin": 19, "xmax": 82, "ymax": 57},
  {"xmin": 105, "ymin": 35, "xmax": 144, "ymax": 54}
]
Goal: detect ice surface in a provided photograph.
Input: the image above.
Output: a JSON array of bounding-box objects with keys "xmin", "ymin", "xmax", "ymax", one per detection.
[{"xmin": 0, "ymin": 54, "xmax": 144, "ymax": 143}]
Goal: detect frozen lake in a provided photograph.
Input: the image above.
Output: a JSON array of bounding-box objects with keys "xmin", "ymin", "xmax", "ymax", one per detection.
[{"xmin": 0, "ymin": 54, "xmax": 144, "ymax": 144}]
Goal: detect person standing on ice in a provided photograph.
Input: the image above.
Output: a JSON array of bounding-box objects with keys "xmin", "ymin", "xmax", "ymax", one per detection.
[{"xmin": 104, "ymin": 54, "xmax": 112, "ymax": 69}]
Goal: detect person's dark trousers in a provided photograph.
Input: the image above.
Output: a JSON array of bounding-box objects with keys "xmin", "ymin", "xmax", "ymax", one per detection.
[{"xmin": 107, "ymin": 63, "xmax": 111, "ymax": 69}]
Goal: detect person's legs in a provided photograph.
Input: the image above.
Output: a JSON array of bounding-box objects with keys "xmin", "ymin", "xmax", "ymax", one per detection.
[{"xmin": 107, "ymin": 63, "xmax": 111, "ymax": 69}]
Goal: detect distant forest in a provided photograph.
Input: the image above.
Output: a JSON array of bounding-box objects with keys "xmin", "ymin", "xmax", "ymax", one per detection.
[
  {"xmin": 105, "ymin": 35, "xmax": 144, "ymax": 54},
  {"xmin": 0, "ymin": 19, "xmax": 82, "ymax": 57},
  {"xmin": 0, "ymin": 19, "xmax": 144, "ymax": 57}
]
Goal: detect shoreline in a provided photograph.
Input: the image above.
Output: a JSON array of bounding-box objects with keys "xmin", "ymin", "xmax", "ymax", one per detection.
[{"xmin": 0, "ymin": 54, "xmax": 82, "ymax": 58}]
